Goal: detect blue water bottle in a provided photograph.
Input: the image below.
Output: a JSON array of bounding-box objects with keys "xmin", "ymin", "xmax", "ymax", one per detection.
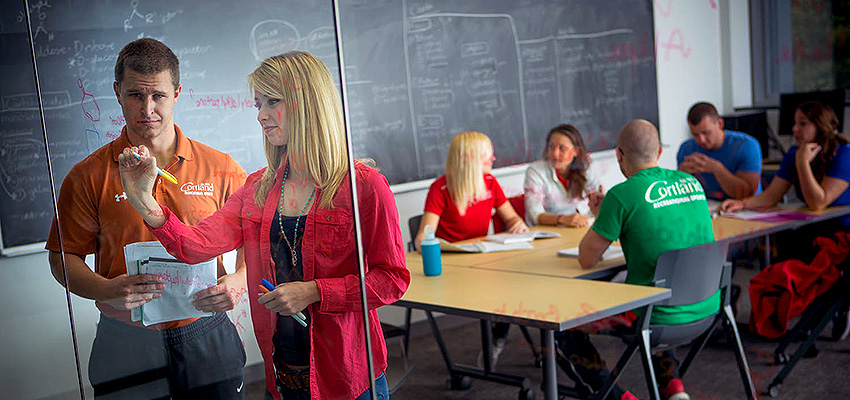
[{"xmin": 420, "ymin": 225, "xmax": 442, "ymax": 276}]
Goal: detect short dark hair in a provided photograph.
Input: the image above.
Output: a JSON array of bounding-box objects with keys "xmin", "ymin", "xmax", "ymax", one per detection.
[
  {"xmin": 687, "ymin": 102, "xmax": 719, "ymax": 126},
  {"xmin": 114, "ymin": 38, "xmax": 179, "ymax": 89}
]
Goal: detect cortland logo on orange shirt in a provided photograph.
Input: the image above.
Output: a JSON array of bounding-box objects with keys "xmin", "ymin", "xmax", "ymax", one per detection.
[{"xmin": 180, "ymin": 182, "xmax": 215, "ymax": 196}]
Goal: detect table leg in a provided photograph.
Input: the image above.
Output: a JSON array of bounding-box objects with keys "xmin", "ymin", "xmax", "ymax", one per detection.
[
  {"xmin": 541, "ymin": 329, "xmax": 557, "ymax": 400},
  {"xmin": 764, "ymin": 234, "xmax": 771, "ymax": 268}
]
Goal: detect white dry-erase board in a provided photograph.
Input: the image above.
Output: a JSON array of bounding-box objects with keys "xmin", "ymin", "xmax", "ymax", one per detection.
[{"xmin": 0, "ymin": 0, "xmax": 657, "ymax": 255}]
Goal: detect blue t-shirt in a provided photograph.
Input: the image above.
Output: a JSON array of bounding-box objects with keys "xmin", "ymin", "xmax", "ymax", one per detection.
[
  {"xmin": 677, "ymin": 130, "xmax": 763, "ymax": 200},
  {"xmin": 777, "ymin": 143, "xmax": 850, "ymax": 226}
]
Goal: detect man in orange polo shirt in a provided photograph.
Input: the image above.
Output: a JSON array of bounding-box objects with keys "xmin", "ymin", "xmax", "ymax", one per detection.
[{"xmin": 46, "ymin": 38, "xmax": 248, "ymax": 399}]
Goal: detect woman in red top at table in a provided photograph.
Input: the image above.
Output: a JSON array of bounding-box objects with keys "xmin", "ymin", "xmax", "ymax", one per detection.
[
  {"xmin": 118, "ymin": 51, "xmax": 409, "ymax": 400},
  {"xmin": 414, "ymin": 131, "xmax": 528, "ymax": 248},
  {"xmin": 412, "ymin": 131, "xmax": 527, "ymax": 370}
]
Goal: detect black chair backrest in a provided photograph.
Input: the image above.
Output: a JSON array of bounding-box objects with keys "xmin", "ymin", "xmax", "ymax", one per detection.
[
  {"xmin": 407, "ymin": 214, "xmax": 423, "ymax": 252},
  {"xmin": 653, "ymin": 239, "xmax": 730, "ymax": 307}
]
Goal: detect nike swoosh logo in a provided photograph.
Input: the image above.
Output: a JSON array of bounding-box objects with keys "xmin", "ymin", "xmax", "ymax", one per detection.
[{"xmin": 237, "ymin": 380, "xmax": 244, "ymax": 392}]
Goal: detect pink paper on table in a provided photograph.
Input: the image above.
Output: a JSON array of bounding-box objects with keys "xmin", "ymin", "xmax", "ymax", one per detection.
[{"xmin": 747, "ymin": 211, "xmax": 818, "ymax": 223}]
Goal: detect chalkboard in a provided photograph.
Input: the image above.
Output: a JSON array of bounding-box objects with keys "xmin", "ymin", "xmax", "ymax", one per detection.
[
  {"xmin": 0, "ymin": 0, "xmax": 657, "ymax": 255},
  {"xmin": 339, "ymin": 0, "xmax": 658, "ymax": 182},
  {"xmin": 0, "ymin": 0, "xmax": 340, "ymax": 255}
]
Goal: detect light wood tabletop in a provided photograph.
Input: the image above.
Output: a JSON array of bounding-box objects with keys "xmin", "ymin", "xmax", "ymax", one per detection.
[
  {"xmin": 406, "ymin": 226, "xmax": 623, "ymax": 279},
  {"xmin": 404, "ymin": 205, "xmax": 849, "ymax": 281},
  {"xmin": 713, "ymin": 205, "xmax": 850, "ymax": 242},
  {"xmin": 397, "ymin": 264, "xmax": 669, "ymax": 331}
]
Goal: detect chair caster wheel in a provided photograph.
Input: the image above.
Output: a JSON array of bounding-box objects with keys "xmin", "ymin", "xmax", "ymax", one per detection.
[
  {"xmin": 768, "ymin": 382, "xmax": 781, "ymax": 398},
  {"xmin": 774, "ymin": 352, "xmax": 788, "ymax": 364},
  {"xmin": 446, "ymin": 375, "xmax": 472, "ymax": 390},
  {"xmin": 519, "ymin": 388, "xmax": 536, "ymax": 400}
]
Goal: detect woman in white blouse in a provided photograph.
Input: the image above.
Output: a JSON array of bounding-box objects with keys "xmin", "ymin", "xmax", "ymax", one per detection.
[{"xmin": 524, "ymin": 124, "xmax": 602, "ymax": 227}]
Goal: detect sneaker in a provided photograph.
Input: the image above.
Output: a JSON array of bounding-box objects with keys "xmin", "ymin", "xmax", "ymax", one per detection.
[
  {"xmin": 660, "ymin": 378, "xmax": 690, "ymax": 400},
  {"xmin": 476, "ymin": 338, "xmax": 506, "ymax": 371},
  {"xmin": 620, "ymin": 391, "xmax": 639, "ymax": 400},
  {"xmin": 832, "ymin": 308, "xmax": 850, "ymax": 341}
]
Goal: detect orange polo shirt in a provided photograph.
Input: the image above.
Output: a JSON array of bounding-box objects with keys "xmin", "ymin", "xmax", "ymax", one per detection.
[{"xmin": 46, "ymin": 125, "xmax": 247, "ymax": 329}]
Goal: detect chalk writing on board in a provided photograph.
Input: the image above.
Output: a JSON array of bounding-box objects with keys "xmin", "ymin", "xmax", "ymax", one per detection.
[
  {"xmin": 18, "ymin": 0, "xmax": 54, "ymax": 42},
  {"xmin": 249, "ymin": 20, "xmax": 301, "ymax": 61},
  {"xmin": 658, "ymin": 29, "xmax": 691, "ymax": 61},
  {"xmin": 123, "ymin": 0, "xmax": 184, "ymax": 32}
]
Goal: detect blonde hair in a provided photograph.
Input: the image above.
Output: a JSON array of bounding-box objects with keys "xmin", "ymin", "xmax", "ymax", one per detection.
[
  {"xmin": 248, "ymin": 51, "xmax": 349, "ymax": 208},
  {"xmin": 445, "ymin": 131, "xmax": 492, "ymax": 214}
]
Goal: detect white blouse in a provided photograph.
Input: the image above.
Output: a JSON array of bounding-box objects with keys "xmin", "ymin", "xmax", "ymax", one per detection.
[{"xmin": 522, "ymin": 159, "xmax": 601, "ymax": 226}]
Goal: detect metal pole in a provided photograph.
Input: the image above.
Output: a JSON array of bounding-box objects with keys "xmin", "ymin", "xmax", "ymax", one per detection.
[
  {"xmin": 330, "ymin": 1, "xmax": 377, "ymax": 398},
  {"xmin": 22, "ymin": 0, "xmax": 85, "ymax": 398}
]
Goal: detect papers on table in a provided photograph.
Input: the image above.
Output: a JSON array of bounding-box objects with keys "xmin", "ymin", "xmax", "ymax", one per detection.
[
  {"xmin": 439, "ymin": 238, "xmax": 534, "ymax": 253},
  {"xmin": 706, "ymin": 200, "xmax": 721, "ymax": 216},
  {"xmin": 484, "ymin": 231, "xmax": 562, "ymax": 244},
  {"xmin": 720, "ymin": 209, "xmax": 817, "ymax": 223},
  {"xmin": 557, "ymin": 245, "xmax": 624, "ymax": 261},
  {"xmin": 124, "ymin": 241, "xmax": 216, "ymax": 326}
]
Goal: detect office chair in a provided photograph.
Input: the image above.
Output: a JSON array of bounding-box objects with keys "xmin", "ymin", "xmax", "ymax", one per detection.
[{"xmin": 591, "ymin": 240, "xmax": 757, "ymax": 400}]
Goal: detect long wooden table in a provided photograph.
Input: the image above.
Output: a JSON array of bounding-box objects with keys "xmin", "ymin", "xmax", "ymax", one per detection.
[
  {"xmin": 397, "ymin": 263, "xmax": 670, "ymax": 400},
  {"xmin": 713, "ymin": 204, "xmax": 849, "ymax": 241},
  {"xmin": 408, "ymin": 205, "xmax": 850, "ymax": 281},
  {"xmin": 396, "ymin": 205, "xmax": 848, "ymax": 398},
  {"xmin": 713, "ymin": 205, "xmax": 850, "ymax": 265}
]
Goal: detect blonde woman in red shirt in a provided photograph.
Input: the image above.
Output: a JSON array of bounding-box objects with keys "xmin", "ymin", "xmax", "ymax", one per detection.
[
  {"xmin": 118, "ymin": 51, "xmax": 409, "ymax": 400},
  {"xmin": 414, "ymin": 131, "xmax": 528, "ymax": 247},
  {"xmin": 413, "ymin": 131, "xmax": 528, "ymax": 369}
]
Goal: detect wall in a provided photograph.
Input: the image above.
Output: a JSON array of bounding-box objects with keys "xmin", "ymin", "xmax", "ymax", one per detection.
[{"xmin": 0, "ymin": 1, "xmax": 742, "ymax": 398}]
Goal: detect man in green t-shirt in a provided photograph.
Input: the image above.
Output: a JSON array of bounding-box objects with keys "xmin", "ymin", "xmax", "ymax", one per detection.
[{"xmin": 565, "ymin": 120, "xmax": 716, "ymax": 400}]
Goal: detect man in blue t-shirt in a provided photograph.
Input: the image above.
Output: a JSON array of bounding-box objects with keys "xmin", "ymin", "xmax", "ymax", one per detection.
[{"xmin": 677, "ymin": 102, "xmax": 763, "ymax": 200}]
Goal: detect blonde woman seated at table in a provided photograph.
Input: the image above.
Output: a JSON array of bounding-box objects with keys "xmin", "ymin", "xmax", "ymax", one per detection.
[
  {"xmin": 524, "ymin": 124, "xmax": 603, "ymax": 227},
  {"xmin": 414, "ymin": 131, "xmax": 528, "ymax": 249},
  {"xmin": 413, "ymin": 131, "xmax": 528, "ymax": 370}
]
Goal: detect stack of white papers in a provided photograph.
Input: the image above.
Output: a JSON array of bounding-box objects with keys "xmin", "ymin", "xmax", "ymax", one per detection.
[
  {"xmin": 124, "ymin": 241, "xmax": 217, "ymax": 326},
  {"xmin": 439, "ymin": 238, "xmax": 534, "ymax": 253},
  {"xmin": 484, "ymin": 231, "xmax": 561, "ymax": 244},
  {"xmin": 557, "ymin": 245, "xmax": 624, "ymax": 260}
]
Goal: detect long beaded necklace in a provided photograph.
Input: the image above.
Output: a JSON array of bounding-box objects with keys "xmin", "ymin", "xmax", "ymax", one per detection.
[{"xmin": 277, "ymin": 165, "xmax": 315, "ymax": 267}]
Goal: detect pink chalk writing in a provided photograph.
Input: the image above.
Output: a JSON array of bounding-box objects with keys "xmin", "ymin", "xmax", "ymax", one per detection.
[
  {"xmin": 773, "ymin": 39, "xmax": 833, "ymax": 65},
  {"xmin": 791, "ymin": 0, "xmax": 826, "ymax": 12},
  {"xmin": 189, "ymin": 89, "xmax": 255, "ymax": 111},
  {"xmin": 493, "ymin": 301, "xmax": 561, "ymax": 321},
  {"xmin": 78, "ymin": 79, "xmax": 101, "ymax": 122},
  {"xmin": 500, "ymin": 139, "xmax": 533, "ymax": 166},
  {"xmin": 109, "ymin": 115, "xmax": 126, "ymax": 126},
  {"xmin": 154, "ymin": 269, "xmax": 215, "ymax": 295},
  {"xmin": 214, "ymin": 170, "xmax": 246, "ymax": 179},
  {"xmin": 658, "ymin": 29, "xmax": 691, "ymax": 60},
  {"xmin": 655, "ymin": 0, "xmax": 673, "ymax": 18}
]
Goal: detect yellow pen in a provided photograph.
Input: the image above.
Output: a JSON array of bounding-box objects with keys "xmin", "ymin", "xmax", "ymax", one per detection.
[{"xmin": 131, "ymin": 152, "xmax": 179, "ymax": 184}]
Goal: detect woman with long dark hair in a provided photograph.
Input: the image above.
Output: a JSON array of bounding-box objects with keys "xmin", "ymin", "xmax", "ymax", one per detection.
[{"xmin": 524, "ymin": 124, "xmax": 602, "ymax": 227}]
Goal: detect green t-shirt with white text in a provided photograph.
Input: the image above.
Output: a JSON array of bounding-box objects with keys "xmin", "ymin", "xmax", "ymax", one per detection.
[{"xmin": 592, "ymin": 166, "xmax": 717, "ymax": 325}]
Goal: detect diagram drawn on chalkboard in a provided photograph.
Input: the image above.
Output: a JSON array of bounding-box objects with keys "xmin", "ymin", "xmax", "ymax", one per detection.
[{"xmin": 340, "ymin": 0, "xmax": 658, "ymax": 182}]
